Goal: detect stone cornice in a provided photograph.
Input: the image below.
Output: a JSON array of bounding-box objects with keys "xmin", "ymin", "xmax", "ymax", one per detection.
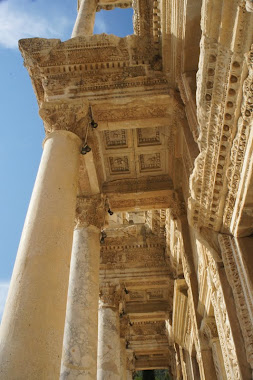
[
  {"xmin": 188, "ymin": 5, "xmax": 253, "ymax": 234},
  {"xmin": 223, "ymin": 48, "xmax": 253, "ymax": 236},
  {"xmin": 19, "ymin": 34, "xmax": 166, "ymax": 103}
]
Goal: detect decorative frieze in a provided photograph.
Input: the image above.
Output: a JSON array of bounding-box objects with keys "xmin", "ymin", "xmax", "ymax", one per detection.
[
  {"xmin": 100, "ymin": 242, "xmax": 166, "ymax": 269},
  {"xmin": 223, "ymin": 47, "xmax": 253, "ymax": 235},
  {"xmin": 19, "ymin": 34, "xmax": 169, "ymax": 103}
]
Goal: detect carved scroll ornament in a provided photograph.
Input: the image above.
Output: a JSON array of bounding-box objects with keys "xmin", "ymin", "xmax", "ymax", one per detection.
[{"xmin": 39, "ymin": 99, "xmax": 89, "ymax": 140}]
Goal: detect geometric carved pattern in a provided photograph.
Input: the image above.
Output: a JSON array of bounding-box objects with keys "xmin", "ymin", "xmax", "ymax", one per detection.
[
  {"xmin": 139, "ymin": 153, "xmax": 161, "ymax": 171},
  {"xmin": 137, "ymin": 127, "xmax": 161, "ymax": 146},
  {"xmin": 104, "ymin": 130, "xmax": 128, "ymax": 149},
  {"xmin": 109, "ymin": 156, "xmax": 130, "ymax": 174}
]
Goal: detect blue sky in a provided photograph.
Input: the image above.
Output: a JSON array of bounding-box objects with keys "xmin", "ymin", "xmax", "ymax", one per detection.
[{"xmin": 0, "ymin": 0, "xmax": 133, "ymax": 321}]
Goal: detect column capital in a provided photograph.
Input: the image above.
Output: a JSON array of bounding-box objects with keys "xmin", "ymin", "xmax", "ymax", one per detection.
[
  {"xmin": 39, "ymin": 99, "xmax": 89, "ymax": 140},
  {"xmin": 200, "ymin": 317, "xmax": 219, "ymax": 344},
  {"xmin": 75, "ymin": 195, "xmax": 106, "ymax": 229},
  {"xmin": 99, "ymin": 283, "xmax": 122, "ymax": 308}
]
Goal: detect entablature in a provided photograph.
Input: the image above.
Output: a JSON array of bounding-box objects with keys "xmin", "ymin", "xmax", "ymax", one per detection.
[{"xmin": 19, "ymin": 34, "xmax": 167, "ymax": 103}]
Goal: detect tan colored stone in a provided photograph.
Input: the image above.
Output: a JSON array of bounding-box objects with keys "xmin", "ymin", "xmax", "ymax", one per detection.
[
  {"xmin": 0, "ymin": 131, "xmax": 81, "ymax": 379},
  {"xmin": 4, "ymin": 0, "xmax": 253, "ymax": 378}
]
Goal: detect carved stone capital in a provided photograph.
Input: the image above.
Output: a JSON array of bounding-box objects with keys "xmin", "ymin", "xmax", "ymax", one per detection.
[
  {"xmin": 99, "ymin": 283, "xmax": 122, "ymax": 308},
  {"xmin": 75, "ymin": 195, "xmax": 106, "ymax": 229},
  {"xmin": 39, "ymin": 99, "xmax": 89, "ymax": 140},
  {"xmin": 200, "ymin": 317, "xmax": 218, "ymax": 346}
]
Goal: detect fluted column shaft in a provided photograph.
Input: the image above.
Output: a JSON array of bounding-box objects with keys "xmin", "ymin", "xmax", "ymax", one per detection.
[
  {"xmin": 0, "ymin": 130, "xmax": 82, "ymax": 379},
  {"xmin": 97, "ymin": 286, "xmax": 121, "ymax": 380},
  {"xmin": 60, "ymin": 196, "xmax": 104, "ymax": 380},
  {"xmin": 72, "ymin": 0, "xmax": 97, "ymax": 37}
]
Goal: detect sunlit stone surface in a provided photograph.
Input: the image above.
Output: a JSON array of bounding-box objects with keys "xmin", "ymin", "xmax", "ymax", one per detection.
[{"xmin": 0, "ymin": 0, "xmax": 252, "ymax": 379}]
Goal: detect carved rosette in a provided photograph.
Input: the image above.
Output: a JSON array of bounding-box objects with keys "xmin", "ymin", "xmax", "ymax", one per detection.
[
  {"xmin": 75, "ymin": 195, "xmax": 106, "ymax": 229},
  {"xmin": 99, "ymin": 283, "xmax": 122, "ymax": 308},
  {"xmin": 39, "ymin": 99, "xmax": 89, "ymax": 140}
]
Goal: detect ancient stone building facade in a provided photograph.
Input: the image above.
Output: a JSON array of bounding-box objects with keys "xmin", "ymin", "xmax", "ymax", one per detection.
[{"xmin": 0, "ymin": 0, "xmax": 252, "ymax": 379}]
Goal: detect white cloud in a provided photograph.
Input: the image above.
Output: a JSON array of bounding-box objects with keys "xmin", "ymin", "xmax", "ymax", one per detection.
[
  {"xmin": 0, "ymin": 1, "xmax": 69, "ymax": 49},
  {"xmin": 0, "ymin": 282, "xmax": 9, "ymax": 322},
  {"xmin": 94, "ymin": 15, "xmax": 108, "ymax": 34}
]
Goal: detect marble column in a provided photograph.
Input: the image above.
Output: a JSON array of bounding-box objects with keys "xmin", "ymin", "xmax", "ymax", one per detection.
[
  {"xmin": 60, "ymin": 195, "xmax": 104, "ymax": 380},
  {"xmin": 72, "ymin": 0, "xmax": 98, "ymax": 37},
  {"xmin": 97, "ymin": 285, "xmax": 121, "ymax": 380},
  {"xmin": 0, "ymin": 100, "xmax": 88, "ymax": 379}
]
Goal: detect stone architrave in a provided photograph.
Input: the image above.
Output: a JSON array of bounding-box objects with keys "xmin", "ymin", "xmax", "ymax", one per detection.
[
  {"xmin": 0, "ymin": 100, "xmax": 89, "ymax": 379},
  {"xmin": 60, "ymin": 195, "xmax": 105, "ymax": 380},
  {"xmin": 97, "ymin": 284, "xmax": 122, "ymax": 380}
]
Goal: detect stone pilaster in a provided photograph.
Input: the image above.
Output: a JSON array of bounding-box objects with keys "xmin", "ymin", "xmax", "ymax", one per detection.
[
  {"xmin": 60, "ymin": 195, "xmax": 105, "ymax": 380},
  {"xmin": 201, "ymin": 317, "xmax": 226, "ymax": 380},
  {"xmin": 126, "ymin": 350, "xmax": 135, "ymax": 380},
  {"xmin": 0, "ymin": 100, "xmax": 88, "ymax": 379},
  {"xmin": 120, "ymin": 338, "xmax": 127, "ymax": 380},
  {"xmin": 97, "ymin": 284, "xmax": 122, "ymax": 380}
]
